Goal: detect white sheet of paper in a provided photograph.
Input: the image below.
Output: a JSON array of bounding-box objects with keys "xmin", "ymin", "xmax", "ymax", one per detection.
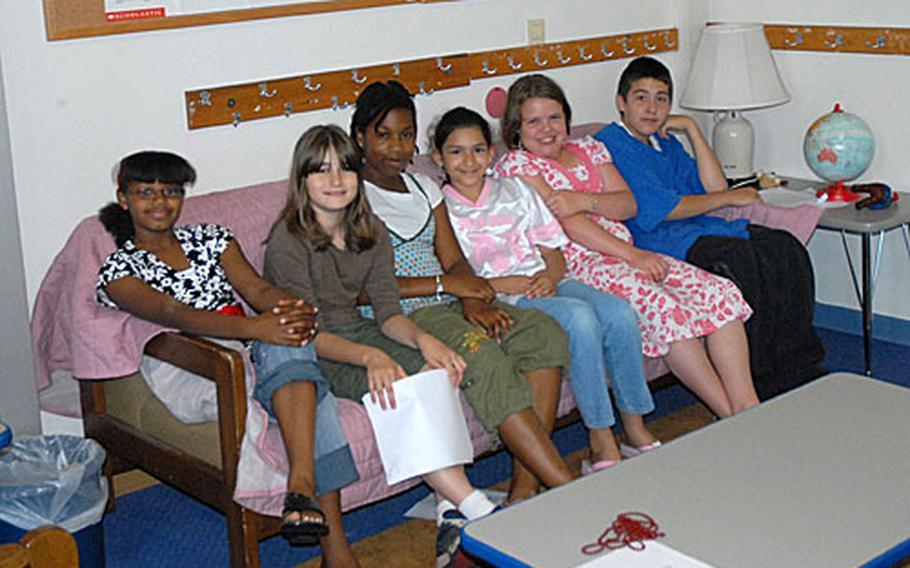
[
  {"xmin": 759, "ymin": 187, "xmax": 849, "ymax": 209},
  {"xmin": 363, "ymin": 369, "xmax": 473, "ymax": 485},
  {"xmin": 578, "ymin": 541, "xmax": 716, "ymax": 567}
]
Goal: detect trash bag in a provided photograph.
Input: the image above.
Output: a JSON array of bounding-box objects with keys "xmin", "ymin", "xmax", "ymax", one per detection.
[{"xmin": 0, "ymin": 435, "xmax": 108, "ymax": 533}]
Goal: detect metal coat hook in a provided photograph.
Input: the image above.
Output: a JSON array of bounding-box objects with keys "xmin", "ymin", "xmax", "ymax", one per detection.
[
  {"xmin": 393, "ymin": 63, "xmax": 401, "ymax": 77},
  {"xmin": 258, "ymin": 82, "xmax": 277, "ymax": 98},
  {"xmin": 351, "ymin": 69, "xmax": 368, "ymax": 84},
  {"xmin": 824, "ymin": 31, "xmax": 844, "ymax": 49},
  {"xmin": 556, "ymin": 49, "xmax": 571, "ymax": 64},
  {"xmin": 662, "ymin": 31, "xmax": 676, "ymax": 49},
  {"xmin": 601, "ymin": 44, "xmax": 615, "ymax": 58},
  {"xmin": 643, "ymin": 37, "xmax": 658, "ymax": 51},
  {"xmin": 417, "ymin": 81, "xmax": 435, "ymax": 96},
  {"xmin": 534, "ymin": 49, "xmax": 548, "ymax": 67},
  {"xmin": 436, "ymin": 57, "xmax": 453, "ymax": 74},
  {"xmin": 284, "ymin": 102, "xmax": 293, "ymax": 117},
  {"xmin": 482, "ymin": 59, "xmax": 497, "ymax": 75},
  {"xmin": 507, "ymin": 55, "xmax": 523, "ymax": 70},
  {"xmin": 619, "ymin": 35, "xmax": 635, "ymax": 54},
  {"xmin": 331, "ymin": 96, "xmax": 351, "ymax": 111},
  {"xmin": 199, "ymin": 91, "xmax": 212, "ymax": 106},
  {"xmin": 231, "ymin": 112, "xmax": 241, "ymax": 127},
  {"xmin": 866, "ymin": 34, "xmax": 886, "ymax": 49},
  {"xmin": 303, "ymin": 76, "xmax": 322, "ymax": 92},
  {"xmin": 578, "ymin": 47, "xmax": 593, "ymax": 61},
  {"xmin": 784, "ymin": 30, "xmax": 804, "ymax": 47}
]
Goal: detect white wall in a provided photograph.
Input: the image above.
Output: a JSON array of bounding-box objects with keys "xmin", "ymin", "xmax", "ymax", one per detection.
[
  {"xmin": 4, "ymin": 1, "xmax": 905, "ymax": 426},
  {"xmin": 1, "ymin": 0, "xmax": 678, "ymax": 309},
  {"xmin": 0, "ymin": 54, "xmax": 41, "ymax": 436},
  {"xmin": 707, "ymin": 0, "xmax": 910, "ymax": 323}
]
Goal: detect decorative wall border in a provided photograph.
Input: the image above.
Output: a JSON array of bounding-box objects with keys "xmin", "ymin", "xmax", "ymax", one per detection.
[{"xmin": 184, "ymin": 27, "xmax": 678, "ymax": 130}]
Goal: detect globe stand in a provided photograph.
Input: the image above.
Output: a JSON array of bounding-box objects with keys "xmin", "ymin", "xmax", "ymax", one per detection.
[{"xmin": 816, "ymin": 180, "xmax": 861, "ymax": 203}]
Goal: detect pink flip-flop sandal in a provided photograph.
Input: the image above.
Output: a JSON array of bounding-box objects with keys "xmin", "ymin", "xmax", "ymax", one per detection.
[
  {"xmin": 580, "ymin": 458, "xmax": 618, "ymax": 475},
  {"xmin": 619, "ymin": 440, "xmax": 662, "ymax": 459}
]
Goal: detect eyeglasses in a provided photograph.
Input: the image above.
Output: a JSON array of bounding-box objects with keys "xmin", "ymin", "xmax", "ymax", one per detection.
[{"xmin": 128, "ymin": 186, "xmax": 186, "ymax": 199}]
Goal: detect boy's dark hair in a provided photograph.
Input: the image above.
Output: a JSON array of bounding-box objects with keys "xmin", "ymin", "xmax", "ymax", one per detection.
[
  {"xmin": 273, "ymin": 124, "xmax": 381, "ymax": 252},
  {"xmin": 617, "ymin": 56, "xmax": 674, "ymax": 101},
  {"xmin": 501, "ymin": 74, "xmax": 572, "ymax": 150},
  {"xmin": 349, "ymin": 81, "xmax": 416, "ymax": 147},
  {"xmin": 432, "ymin": 106, "xmax": 492, "ymax": 153},
  {"xmin": 100, "ymin": 151, "xmax": 196, "ymax": 247}
]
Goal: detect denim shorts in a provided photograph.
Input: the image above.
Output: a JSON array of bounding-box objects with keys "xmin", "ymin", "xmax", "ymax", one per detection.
[{"xmin": 250, "ymin": 340, "xmax": 359, "ymax": 496}]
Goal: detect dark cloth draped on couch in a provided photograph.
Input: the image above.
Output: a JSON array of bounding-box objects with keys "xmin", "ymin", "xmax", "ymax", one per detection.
[{"xmin": 686, "ymin": 224, "xmax": 826, "ymax": 400}]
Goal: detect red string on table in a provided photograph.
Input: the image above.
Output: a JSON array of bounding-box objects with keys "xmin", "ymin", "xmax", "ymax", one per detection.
[{"xmin": 581, "ymin": 512, "xmax": 665, "ymax": 555}]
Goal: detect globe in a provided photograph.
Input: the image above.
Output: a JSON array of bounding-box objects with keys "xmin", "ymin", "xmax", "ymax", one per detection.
[{"xmin": 803, "ymin": 104, "xmax": 875, "ymax": 188}]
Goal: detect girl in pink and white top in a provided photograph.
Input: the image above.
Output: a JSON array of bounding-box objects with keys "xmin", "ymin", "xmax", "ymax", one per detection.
[{"xmin": 495, "ymin": 74, "xmax": 759, "ymax": 418}]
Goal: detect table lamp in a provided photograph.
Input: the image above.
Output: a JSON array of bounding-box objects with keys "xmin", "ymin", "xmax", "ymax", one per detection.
[{"xmin": 680, "ymin": 22, "xmax": 790, "ymax": 180}]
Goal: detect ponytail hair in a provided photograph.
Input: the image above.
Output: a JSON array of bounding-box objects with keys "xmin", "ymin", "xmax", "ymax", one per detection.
[
  {"xmin": 99, "ymin": 202, "xmax": 135, "ymax": 247},
  {"xmin": 100, "ymin": 150, "xmax": 196, "ymax": 247}
]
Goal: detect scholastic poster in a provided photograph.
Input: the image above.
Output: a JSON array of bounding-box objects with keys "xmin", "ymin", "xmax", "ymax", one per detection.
[{"xmin": 104, "ymin": 0, "xmax": 322, "ymax": 22}]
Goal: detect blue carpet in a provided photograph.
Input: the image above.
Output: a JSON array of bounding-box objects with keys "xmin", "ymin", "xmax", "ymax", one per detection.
[
  {"xmin": 815, "ymin": 327, "xmax": 910, "ymax": 388},
  {"xmin": 102, "ymin": 326, "xmax": 909, "ymax": 567}
]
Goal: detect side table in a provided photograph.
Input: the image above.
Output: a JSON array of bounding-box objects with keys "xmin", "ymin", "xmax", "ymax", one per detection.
[{"xmin": 772, "ymin": 178, "xmax": 910, "ymax": 375}]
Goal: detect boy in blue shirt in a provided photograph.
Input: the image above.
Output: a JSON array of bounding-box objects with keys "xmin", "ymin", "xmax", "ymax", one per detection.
[{"xmin": 595, "ymin": 56, "xmax": 824, "ymax": 400}]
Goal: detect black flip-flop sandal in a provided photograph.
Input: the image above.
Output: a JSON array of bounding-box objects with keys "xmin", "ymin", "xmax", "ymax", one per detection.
[{"xmin": 281, "ymin": 492, "xmax": 330, "ymax": 546}]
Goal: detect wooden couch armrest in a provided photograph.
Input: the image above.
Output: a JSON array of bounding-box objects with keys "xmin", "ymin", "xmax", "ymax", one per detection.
[{"xmin": 143, "ymin": 332, "xmax": 248, "ymax": 486}]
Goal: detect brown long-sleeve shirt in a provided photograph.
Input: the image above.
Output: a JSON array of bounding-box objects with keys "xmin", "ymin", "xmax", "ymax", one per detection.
[{"xmin": 263, "ymin": 218, "xmax": 402, "ymax": 328}]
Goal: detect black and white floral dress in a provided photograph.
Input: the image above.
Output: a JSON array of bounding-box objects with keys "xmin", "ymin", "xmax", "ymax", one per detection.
[
  {"xmin": 96, "ymin": 223, "xmax": 237, "ymax": 311},
  {"xmin": 96, "ymin": 223, "xmax": 241, "ymax": 424}
]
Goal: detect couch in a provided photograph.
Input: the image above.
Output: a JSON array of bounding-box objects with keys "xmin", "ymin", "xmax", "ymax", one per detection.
[{"xmin": 30, "ymin": 122, "xmax": 822, "ymax": 568}]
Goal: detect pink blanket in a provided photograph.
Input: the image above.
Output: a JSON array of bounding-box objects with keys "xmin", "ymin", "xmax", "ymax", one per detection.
[{"xmin": 710, "ymin": 201, "xmax": 822, "ymax": 246}]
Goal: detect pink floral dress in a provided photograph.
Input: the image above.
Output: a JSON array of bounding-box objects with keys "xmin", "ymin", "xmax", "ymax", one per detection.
[{"xmin": 494, "ymin": 136, "xmax": 752, "ymax": 357}]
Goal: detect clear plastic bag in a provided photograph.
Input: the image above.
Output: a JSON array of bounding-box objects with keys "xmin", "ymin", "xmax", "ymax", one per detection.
[{"xmin": 0, "ymin": 435, "xmax": 108, "ymax": 532}]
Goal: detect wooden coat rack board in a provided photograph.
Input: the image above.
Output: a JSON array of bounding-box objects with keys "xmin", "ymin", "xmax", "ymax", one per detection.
[
  {"xmin": 764, "ymin": 24, "xmax": 910, "ymax": 56},
  {"xmin": 185, "ymin": 28, "xmax": 677, "ymax": 130}
]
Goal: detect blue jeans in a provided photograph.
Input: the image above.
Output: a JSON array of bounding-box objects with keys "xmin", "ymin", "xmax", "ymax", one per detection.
[
  {"xmin": 517, "ymin": 280, "xmax": 654, "ymax": 429},
  {"xmin": 251, "ymin": 341, "xmax": 359, "ymax": 496}
]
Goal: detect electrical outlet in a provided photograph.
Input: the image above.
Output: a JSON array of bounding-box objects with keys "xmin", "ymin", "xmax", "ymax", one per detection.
[{"xmin": 527, "ymin": 18, "xmax": 545, "ymax": 45}]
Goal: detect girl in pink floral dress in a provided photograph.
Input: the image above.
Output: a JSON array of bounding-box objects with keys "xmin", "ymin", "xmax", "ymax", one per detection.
[{"xmin": 495, "ymin": 74, "xmax": 759, "ymax": 417}]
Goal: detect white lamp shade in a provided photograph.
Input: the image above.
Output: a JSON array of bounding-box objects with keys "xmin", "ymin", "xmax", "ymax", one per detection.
[{"xmin": 681, "ymin": 23, "xmax": 790, "ymax": 111}]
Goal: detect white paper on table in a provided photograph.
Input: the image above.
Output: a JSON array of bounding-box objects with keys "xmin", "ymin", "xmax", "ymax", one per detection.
[
  {"xmin": 577, "ymin": 541, "xmax": 716, "ymax": 567},
  {"xmin": 759, "ymin": 187, "xmax": 850, "ymax": 209},
  {"xmin": 362, "ymin": 369, "xmax": 473, "ymax": 486}
]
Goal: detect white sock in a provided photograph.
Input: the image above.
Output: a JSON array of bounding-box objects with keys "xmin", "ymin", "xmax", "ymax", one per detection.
[{"xmin": 457, "ymin": 490, "xmax": 496, "ymax": 520}]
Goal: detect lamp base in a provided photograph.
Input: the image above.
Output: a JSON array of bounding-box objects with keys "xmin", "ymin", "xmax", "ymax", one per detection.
[{"xmin": 712, "ymin": 111, "xmax": 755, "ymax": 180}]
